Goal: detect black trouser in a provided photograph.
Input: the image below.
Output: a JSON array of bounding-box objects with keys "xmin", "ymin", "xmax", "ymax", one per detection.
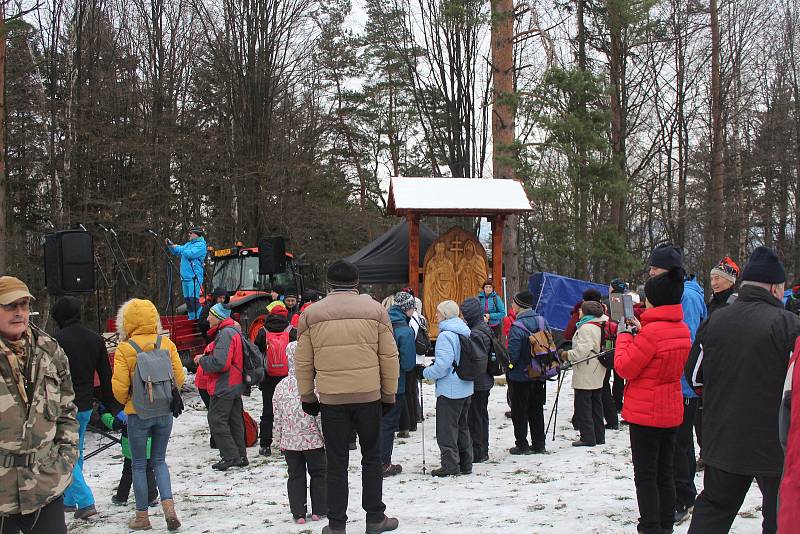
[
  {"xmin": 694, "ymin": 399, "xmax": 703, "ymax": 458},
  {"xmin": 612, "ymin": 370, "xmax": 625, "ymax": 412},
  {"xmin": 208, "ymin": 396, "xmax": 246, "ymax": 461},
  {"xmin": 284, "ymin": 448, "xmax": 327, "ymax": 519},
  {"xmin": 117, "ymin": 458, "xmax": 158, "ymax": 503},
  {"xmin": 260, "ymin": 375, "xmax": 285, "ymax": 449},
  {"xmin": 674, "ymin": 397, "xmax": 699, "ymax": 510},
  {"xmin": 468, "ymin": 390, "xmax": 490, "ymax": 460},
  {"xmin": 601, "ymin": 368, "xmax": 619, "ymax": 428},
  {"xmin": 399, "ymin": 373, "xmax": 419, "ymax": 432},
  {"xmin": 0, "ymin": 496, "xmax": 66, "ymax": 534},
  {"xmin": 574, "ymin": 388, "xmax": 604, "ymax": 446},
  {"xmin": 198, "ymin": 388, "xmax": 216, "ymax": 449},
  {"xmin": 688, "ymin": 464, "xmax": 779, "ymax": 534},
  {"xmin": 435, "ymin": 395, "xmax": 473, "ymax": 472},
  {"xmin": 509, "ymin": 380, "xmax": 546, "ymax": 451},
  {"xmin": 629, "ymin": 423, "xmax": 678, "ymax": 534},
  {"xmin": 320, "ymin": 401, "xmax": 386, "ymax": 530}
]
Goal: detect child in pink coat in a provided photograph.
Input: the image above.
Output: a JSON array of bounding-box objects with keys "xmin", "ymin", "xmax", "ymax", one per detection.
[{"xmin": 272, "ymin": 341, "xmax": 327, "ymax": 524}]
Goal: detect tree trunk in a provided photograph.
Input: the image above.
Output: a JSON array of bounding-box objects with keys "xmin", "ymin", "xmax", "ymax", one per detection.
[
  {"xmin": 789, "ymin": 7, "xmax": 800, "ymax": 275},
  {"xmin": 709, "ymin": 0, "xmax": 725, "ymax": 261},
  {"xmin": 608, "ymin": 0, "xmax": 627, "ymax": 239},
  {"xmin": 490, "ymin": 0, "xmax": 519, "ymax": 291},
  {"xmin": 0, "ymin": 1, "xmax": 7, "ymax": 273}
]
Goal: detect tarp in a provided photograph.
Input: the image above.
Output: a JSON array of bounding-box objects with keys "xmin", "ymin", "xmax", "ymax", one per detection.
[
  {"xmin": 344, "ymin": 221, "xmax": 438, "ymax": 284},
  {"xmin": 528, "ymin": 272, "xmax": 609, "ymax": 331}
]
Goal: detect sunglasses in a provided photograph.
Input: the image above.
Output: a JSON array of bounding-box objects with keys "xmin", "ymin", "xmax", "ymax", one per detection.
[{"xmin": 2, "ymin": 300, "xmax": 31, "ymax": 312}]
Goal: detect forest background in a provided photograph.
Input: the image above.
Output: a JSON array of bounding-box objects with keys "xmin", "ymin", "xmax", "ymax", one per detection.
[{"xmin": 1, "ymin": 0, "xmax": 799, "ymax": 323}]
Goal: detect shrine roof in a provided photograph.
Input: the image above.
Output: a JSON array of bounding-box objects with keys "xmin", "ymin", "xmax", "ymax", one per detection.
[{"xmin": 387, "ymin": 177, "xmax": 532, "ymax": 216}]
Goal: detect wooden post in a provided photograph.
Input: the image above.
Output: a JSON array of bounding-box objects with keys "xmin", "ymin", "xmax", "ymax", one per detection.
[
  {"xmin": 492, "ymin": 215, "xmax": 505, "ymax": 296},
  {"xmin": 408, "ymin": 213, "xmax": 420, "ymax": 296}
]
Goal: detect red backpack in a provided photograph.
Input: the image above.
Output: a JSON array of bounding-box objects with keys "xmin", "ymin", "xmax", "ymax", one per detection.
[
  {"xmin": 242, "ymin": 410, "xmax": 258, "ymax": 447},
  {"xmin": 265, "ymin": 330, "xmax": 290, "ymax": 377}
]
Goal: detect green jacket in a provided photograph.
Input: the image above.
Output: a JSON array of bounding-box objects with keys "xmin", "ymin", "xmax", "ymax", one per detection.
[
  {"xmin": 100, "ymin": 413, "xmax": 151, "ymax": 459},
  {"xmin": 0, "ymin": 329, "xmax": 79, "ymax": 515}
]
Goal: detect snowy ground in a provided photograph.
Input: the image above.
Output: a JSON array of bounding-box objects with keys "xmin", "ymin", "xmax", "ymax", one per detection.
[{"xmin": 75, "ymin": 374, "xmax": 765, "ymax": 534}]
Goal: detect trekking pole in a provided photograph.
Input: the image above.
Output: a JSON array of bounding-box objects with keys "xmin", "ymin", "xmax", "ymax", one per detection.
[
  {"xmin": 546, "ymin": 371, "xmax": 565, "ymax": 441},
  {"xmin": 419, "ymin": 377, "xmax": 426, "ymax": 475}
]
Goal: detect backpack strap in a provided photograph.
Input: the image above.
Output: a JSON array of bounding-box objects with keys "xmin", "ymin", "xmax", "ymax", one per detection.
[
  {"xmin": 511, "ymin": 320, "xmax": 531, "ymax": 335},
  {"xmin": 127, "ymin": 340, "xmax": 143, "ymax": 354},
  {"xmin": 535, "ymin": 315, "xmax": 546, "ymax": 333}
]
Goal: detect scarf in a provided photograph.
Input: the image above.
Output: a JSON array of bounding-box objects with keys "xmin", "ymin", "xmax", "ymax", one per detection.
[
  {"xmin": 0, "ymin": 329, "xmax": 33, "ymax": 404},
  {"xmin": 576, "ymin": 315, "xmax": 598, "ymax": 329}
]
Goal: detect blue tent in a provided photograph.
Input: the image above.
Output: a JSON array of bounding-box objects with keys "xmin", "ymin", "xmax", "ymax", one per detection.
[{"xmin": 528, "ymin": 272, "xmax": 609, "ymax": 331}]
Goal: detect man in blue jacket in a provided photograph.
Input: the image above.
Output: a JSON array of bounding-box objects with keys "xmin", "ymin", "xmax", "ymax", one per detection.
[
  {"xmin": 506, "ymin": 290, "xmax": 548, "ymax": 455},
  {"xmin": 380, "ymin": 292, "xmax": 417, "ymax": 478},
  {"xmin": 166, "ymin": 227, "xmax": 207, "ymax": 320},
  {"xmin": 478, "ymin": 280, "xmax": 506, "ymax": 339},
  {"xmin": 648, "ymin": 244, "xmax": 708, "ymax": 524}
]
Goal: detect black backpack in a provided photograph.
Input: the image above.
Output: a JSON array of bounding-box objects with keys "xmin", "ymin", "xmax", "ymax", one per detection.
[
  {"xmin": 452, "ymin": 332, "xmax": 487, "ymax": 381},
  {"xmin": 592, "ymin": 322, "xmax": 614, "ymax": 369},
  {"xmin": 487, "ymin": 333, "xmax": 509, "ymax": 376},
  {"xmin": 412, "ymin": 316, "xmax": 432, "ymax": 355}
]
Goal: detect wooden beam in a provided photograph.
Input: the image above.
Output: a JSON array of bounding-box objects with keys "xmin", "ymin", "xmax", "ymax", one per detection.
[
  {"xmin": 408, "ymin": 213, "xmax": 420, "ymax": 296},
  {"xmin": 492, "ymin": 215, "xmax": 505, "ymax": 296}
]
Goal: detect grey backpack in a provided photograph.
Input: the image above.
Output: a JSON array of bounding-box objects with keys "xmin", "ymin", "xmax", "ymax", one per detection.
[{"xmin": 129, "ymin": 336, "xmax": 175, "ymax": 419}]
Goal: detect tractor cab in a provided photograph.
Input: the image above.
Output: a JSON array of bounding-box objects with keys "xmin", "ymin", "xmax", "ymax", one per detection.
[{"xmin": 205, "ymin": 243, "xmax": 304, "ymax": 340}]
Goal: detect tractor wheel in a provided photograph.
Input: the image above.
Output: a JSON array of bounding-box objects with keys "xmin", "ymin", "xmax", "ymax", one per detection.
[{"xmin": 238, "ymin": 300, "xmax": 268, "ymax": 342}]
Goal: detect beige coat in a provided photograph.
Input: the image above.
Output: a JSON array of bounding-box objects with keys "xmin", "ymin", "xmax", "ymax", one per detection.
[
  {"xmin": 294, "ymin": 291, "xmax": 399, "ymax": 405},
  {"xmin": 563, "ymin": 315, "xmax": 608, "ymax": 390}
]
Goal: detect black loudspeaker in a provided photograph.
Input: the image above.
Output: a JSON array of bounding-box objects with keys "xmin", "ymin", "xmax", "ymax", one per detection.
[
  {"xmin": 44, "ymin": 230, "xmax": 95, "ymax": 295},
  {"xmin": 258, "ymin": 236, "xmax": 287, "ymax": 275}
]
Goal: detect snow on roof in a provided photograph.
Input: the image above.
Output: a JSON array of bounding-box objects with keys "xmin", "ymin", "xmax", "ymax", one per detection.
[{"xmin": 387, "ymin": 177, "xmax": 532, "ymax": 215}]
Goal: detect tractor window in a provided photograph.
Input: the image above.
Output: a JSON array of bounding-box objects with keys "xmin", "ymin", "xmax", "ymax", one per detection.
[
  {"xmin": 212, "ymin": 255, "xmax": 292, "ymax": 292},
  {"xmin": 211, "ymin": 258, "xmax": 242, "ymax": 291}
]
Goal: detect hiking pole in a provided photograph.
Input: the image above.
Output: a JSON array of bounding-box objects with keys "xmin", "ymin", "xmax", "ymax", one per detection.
[
  {"xmin": 419, "ymin": 377, "xmax": 426, "ymax": 475},
  {"xmin": 546, "ymin": 370, "xmax": 565, "ymax": 441},
  {"xmin": 561, "ymin": 348, "xmax": 614, "ymax": 368}
]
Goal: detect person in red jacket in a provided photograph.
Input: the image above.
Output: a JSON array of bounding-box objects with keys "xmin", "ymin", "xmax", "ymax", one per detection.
[
  {"xmin": 615, "ymin": 267, "xmax": 692, "ymax": 534},
  {"xmin": 778, "ymin": 336, "xmax": 800, "ymax": 532},
  {"xmin": 563, "ymin": 289, "xmax": 604, "ymax": 342}
]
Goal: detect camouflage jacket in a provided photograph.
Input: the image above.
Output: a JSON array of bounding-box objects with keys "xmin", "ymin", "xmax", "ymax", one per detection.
[{"xmin": 0, "ymin": 329, "xmax": 78, "ymax": 516}]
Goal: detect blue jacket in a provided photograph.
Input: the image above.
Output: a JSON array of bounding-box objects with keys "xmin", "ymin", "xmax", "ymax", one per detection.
[
  {"xmin": 423, "ymin": 317, "xmax": 474, "ymax": 399},
  {"xmin": 478, "ymin": 291, "xmax": 506, "ymax": 327},
  {"xmin": 681, "ymin": 277, "xmax": 708, "ymax": 398},
  {"xmin": 388, "ymin": 306, "xmax": 417, "ymax": 393},
  {"xmin": 506, "ymin": 308, "xmax": 550, "ymax": 383},
  {"xmin": 170, "ymin": 236, "xmax": 207, "ymax": 285}
]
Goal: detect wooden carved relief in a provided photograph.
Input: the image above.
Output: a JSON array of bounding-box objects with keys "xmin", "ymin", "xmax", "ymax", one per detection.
[{"xmin": 422, "ymin": 226, "xmax": 489, "ymax": 337}]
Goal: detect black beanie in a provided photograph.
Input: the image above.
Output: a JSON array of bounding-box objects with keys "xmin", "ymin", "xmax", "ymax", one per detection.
[
  {"xmin": 649, "ymin": 243, "xmax": 683, "ymax": 270},
  {"xmin": 741, "ymin": 246, "xmax": 786, "ymax": 284},
  {"xmin": 582, "ymin": 289, "xmax": 602, "ymax": 302},
  {"xmin": 645, "ymin": 268, "xmax": 685, "ymax": 307},
  {"xmin": 513, "ymin": 290, "xmax": 534, "ymax": 309},
  {"xmin": 326, "ymin": 260, "xmax": 359, "ymax": 289}
]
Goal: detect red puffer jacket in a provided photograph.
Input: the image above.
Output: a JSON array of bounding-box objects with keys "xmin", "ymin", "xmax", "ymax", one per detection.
[
  {"xmin": 615, "ymin": 304, "xmax": 691, "ymax": 428},
  {"xmin": 778, "ymin": 338, "xmax": 800, "ymax": 532}
]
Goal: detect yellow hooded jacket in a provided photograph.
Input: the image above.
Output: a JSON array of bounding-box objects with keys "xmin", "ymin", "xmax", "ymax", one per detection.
[{"xmin": 111, "ymin": 299, "xmax": 186, "ymax": 415}]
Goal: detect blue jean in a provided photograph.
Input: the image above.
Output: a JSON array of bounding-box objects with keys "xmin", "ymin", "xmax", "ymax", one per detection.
[
  {"xmin": 63, "ymin": 409, "xmax": 95, "ymax": 509},
  {"xmin": 380, "ymin": 394, "xmax": 404, "ymax": 465},
  {"xmin": 128, "ymin": 414, "xmax": 174, "ymax": 511}
]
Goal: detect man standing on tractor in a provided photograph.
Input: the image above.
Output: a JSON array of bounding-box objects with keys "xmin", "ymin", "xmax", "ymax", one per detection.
[{"xmin": 165, "ymin": 227, "xmax": 207, "ymax": 320}]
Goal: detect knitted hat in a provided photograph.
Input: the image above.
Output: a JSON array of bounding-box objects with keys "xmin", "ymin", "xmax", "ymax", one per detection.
[
  {"xmin": 284, "ymin": 289, "xmax": 298, "ymax": 299},
  {"xmin": 270, "ymin": 303, "xmax": 288, "ymax": 317},
  {"xmin": 209, "ymin": 303, "xmax": 231, "ymax": 321},
  {"xmin": 582, "ymin": 288, "xmax": 602, "ymax": 302},
  {"xmin": 326, "ymin": 260, "xmax": 359, "ymax": 289},
  {"xmin": 211, "ymin": 287, "xmax": 227, "ymax": 299},
  {"xmin": 644, "ymin": 268, "xmax": 685, "ymax": 307},
  {"xmin": 394, "ymin": 291, "xmax": 416, "ymax": 312},
  {"xmin": 649, "ymin": 243, "xmax": 683, "ymax": 270},
  {"xmin": 710, "ymin": 256, "xmax": 740, "ymax": 284},
  {"xmin": 513, "ymin": 290, "xmax": 534, "ymax": 309},
  {"xmin": 610, "ymin": 278, "xmax": 627, "ymax": 294},
  {"xmin": 437, "ymin": 300, "xmax": 460, "ymax": 320},
  {"xmin": 741, "ymin": 247, "xmax": 786, "ymax": 284},
  {"xmin": 189, "ymin": 226, "xmax": 204, "ymax": 237},
  {"xmin": 581, "ymin": 300, "xmax": 604, "ymax": 318},
  {"xmin": 401, "ymin": 287, "xmax": 415, "ymax": 297}
]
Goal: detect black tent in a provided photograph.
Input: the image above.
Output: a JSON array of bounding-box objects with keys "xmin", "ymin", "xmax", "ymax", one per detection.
[{"xmin": 344, "ymin": 221, "xmax": 438, "ymax": 284}]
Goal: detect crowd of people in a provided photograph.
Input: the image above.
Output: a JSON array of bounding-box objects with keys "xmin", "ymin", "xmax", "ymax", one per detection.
[{"xmin": 2, "ymin": 239, "xmax": 800, "ymax": 533}]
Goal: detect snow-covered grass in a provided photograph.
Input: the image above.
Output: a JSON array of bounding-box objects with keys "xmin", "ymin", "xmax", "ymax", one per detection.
[{"xmin": 76, "ymin": 374, "xmax": 764, "ymax": 533}]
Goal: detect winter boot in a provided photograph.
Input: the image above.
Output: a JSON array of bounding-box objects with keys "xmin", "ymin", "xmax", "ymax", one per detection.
[
  {"xmin": 258, "ymin": 446, "xmax": 270, "ymax": 457},
  {"xmin": 322, "ymin": 526, "xmax": 346, "ymax": 534},
  {"xmin": 161, "ymin": 499, "xmax": 181, "ymax": 531},
  {"xmin": 128, "ymin": 511, "xmax": 152, "ymax": 530},
  {"xmin": 74, "ymin": 505, "xmax": 98, "ymax": 520},
  {"xmin": 211, "ymin": 458, "xmax": 239, "ymax": 471},
  {"xmin": 430, "ymin": 466, "xmax": 460, "ymax": 477},
  {"xmin": 365, "ymin": 516, "xmax": 399, "ymax": 533}
]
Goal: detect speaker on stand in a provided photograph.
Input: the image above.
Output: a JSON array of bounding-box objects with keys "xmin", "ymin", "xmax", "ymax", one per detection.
[
  {"xmin": 258, "ymin": 236, "xmax": 287, "ymax": 275},
  {"xmin": 44, "ymin": 230, "xmax": 96, "ymax": 295}
]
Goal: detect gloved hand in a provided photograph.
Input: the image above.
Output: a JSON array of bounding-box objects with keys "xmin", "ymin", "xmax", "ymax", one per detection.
[
  {"xmin": 116, "ymin": 411, "xmax": 128, "ymax": 424},
  {"xmin": 415, "ymin": 365, "xmax": 427, "ymax": 381},
  {"xmin": 382, "ymin": 402, "xmax": 395, "ymax": 416},
  {"xmin": 302, "ymin": 401, "xmax": 321, "ymax": 417}
]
